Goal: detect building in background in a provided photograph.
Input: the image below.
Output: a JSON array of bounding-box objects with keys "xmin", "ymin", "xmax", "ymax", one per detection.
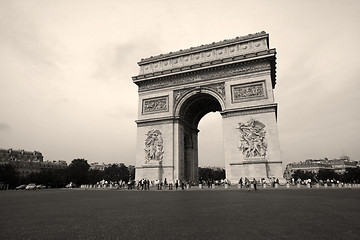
[
  {"xmin": 283, "ymin": 156, "xmax": 359, "ymax": 180},
  {"xmin": 89, "ymin": 162, "xmax": 112, "ymax": 171},
  {"xmin": 0, "ymin": 148, "xmax": 67, "ymax": 176}
]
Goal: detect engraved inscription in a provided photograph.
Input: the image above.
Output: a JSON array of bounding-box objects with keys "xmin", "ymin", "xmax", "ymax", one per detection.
[{"xmin": 143, "ymin": 96, "xmax": 169, "ymax": 114}]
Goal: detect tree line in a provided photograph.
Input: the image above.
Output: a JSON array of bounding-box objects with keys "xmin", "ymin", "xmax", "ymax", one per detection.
[
  {"xmin": 0, "ymin": 159, "xmax": 134, "ymax": 189},
  {"xmin": 291, "ymin": 168, "xmax": 360, "ymax": 183},
  {"xmin": 1, "ymin": 159, "xmax": 227, "ymax": 189},
  {"xmin": 198, "ymin": 167, "xmax": 225, "ymax": 182}
]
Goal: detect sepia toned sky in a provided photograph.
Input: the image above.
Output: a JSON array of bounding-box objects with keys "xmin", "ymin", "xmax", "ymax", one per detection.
[{"xmin": 1, "ymin": 0, "xmax": 359, "ymax": 167}]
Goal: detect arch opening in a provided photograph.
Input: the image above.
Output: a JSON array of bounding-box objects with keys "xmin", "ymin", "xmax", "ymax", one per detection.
[
  {"xmin": 177, "ymin": 92, "xmax": 224, "ymax": 182},
  {"xmin": 178, "ymin": 93, "xmax": 222, "ymax": 129}
]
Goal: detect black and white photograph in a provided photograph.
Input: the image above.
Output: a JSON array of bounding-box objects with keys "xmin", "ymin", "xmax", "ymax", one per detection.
[{"xmin": 1, "ymin": 1, "xmax": 359, "ymax": 239}]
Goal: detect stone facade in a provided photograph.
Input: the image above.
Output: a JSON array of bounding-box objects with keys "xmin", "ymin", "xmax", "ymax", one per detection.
[
  {"xmin": 133, "ymin": 32, "xmax": 283, "ymax": 183},
  {"xmin": 0, "ymin": 148, "xmax": 67, "ymax": 176}
]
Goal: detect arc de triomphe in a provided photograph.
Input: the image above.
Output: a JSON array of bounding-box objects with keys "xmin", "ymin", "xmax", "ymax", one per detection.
[{"xmin": 132, "ymin": 32, "xmax": 283, "ymax": 183}]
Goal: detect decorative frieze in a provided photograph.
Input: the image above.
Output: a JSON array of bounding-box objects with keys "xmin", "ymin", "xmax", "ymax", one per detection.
[
  {"xmin": 231, "ymin": 81, "xmax": 267, "ymax": 103},
  {"xmin": 142, "ymin": 96, "xmax": 169, "ymax": 114},
  {"xmin": 139, "ymin": 62, "xmax": 271, "ymax": 92},
  {"xmin": 137, "ymin": 32, "xmax": 269, "ymax": 76}
]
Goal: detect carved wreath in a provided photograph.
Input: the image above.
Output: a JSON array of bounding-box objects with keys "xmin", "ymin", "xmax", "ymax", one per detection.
[
  {"xmin": 237, "ymin": 119, "xmax": 267, "ymax": 158},
  {"xmin": 144, "ymin": 129, "xmax": 164, "ymax": 163}
]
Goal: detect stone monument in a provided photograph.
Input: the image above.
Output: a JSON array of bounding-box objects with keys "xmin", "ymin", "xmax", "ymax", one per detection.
[{"xmin": 132, "ymin": 31, "xmax": 283, "ymax": 183}]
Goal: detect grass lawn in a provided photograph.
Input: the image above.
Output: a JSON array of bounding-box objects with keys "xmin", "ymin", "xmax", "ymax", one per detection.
[{"xmin": 0, "ymin": 188, "xmax": 359, "ymax": 240}]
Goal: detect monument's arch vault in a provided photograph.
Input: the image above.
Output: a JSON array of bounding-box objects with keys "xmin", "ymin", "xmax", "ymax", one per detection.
[{"xmin": 133, "ymin": 32, "xmax": 283, "ymax": 183}]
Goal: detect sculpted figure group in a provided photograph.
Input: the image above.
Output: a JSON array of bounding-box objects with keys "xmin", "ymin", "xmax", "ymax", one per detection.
[
  {"xmin": 144, "ymin": 129, "xmax": 164, "ymax": 163},
  {"xmin": 238, "ymin": 119, "xmax": 267, "ymax": 158}
]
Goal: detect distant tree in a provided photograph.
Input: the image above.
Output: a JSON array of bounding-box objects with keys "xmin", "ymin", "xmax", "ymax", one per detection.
[
  {"xmin": 0, "ymin": 164, "xmax": 19, "ymax": 188},
  {"xmin": 128, "ymin": 165, "xmax": 135, "ymax": 180},
  {"xmin": 35, "ymin": 169, "xmax": 68, "ymax": 188},
  {"xmin": 341, "ymin": 167, "xmax": 360, "ymax": 183},
  {"xmin": 198, "ymin": 167, "xmax": 225, "ymax": 181},
  {"xmin": 88, "ymin": 169, "xmax": 105, "ymax": 184},
  {"xmin": 292, "ymin": 170, "xmax": 316, "ymax": 181},
  {"xmin": 212, "ymin": 168, "xmax": 226, "ymax": 180},
  {"xmin": 199, "ymin": 167, "xmax": 213, "ymax": 181},
  {"xmin": 316, "ymin": 169, "xmax": 339, "ymax": 181},
  {"xmin": 67, "ymin": 159, "xmax": 90, "ymax": 186},
  {"xmin": 104, "ymin": 164, "xmax": 130, "ymax": 182}
]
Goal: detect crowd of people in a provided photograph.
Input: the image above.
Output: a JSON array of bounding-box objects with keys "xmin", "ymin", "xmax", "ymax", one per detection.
[
  {"xmin": 82, "ymin": 178, "xmax": 192, "ymax": 191},
  {"xmin": 237, "ymin": 177, "xmax": 281, "ymax": 191},
  {"xmin": 79, "ymin": 177, "xmax": 284, "ymax": 191}
]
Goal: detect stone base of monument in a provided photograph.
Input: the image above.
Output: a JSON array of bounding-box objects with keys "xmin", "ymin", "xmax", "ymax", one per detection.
[{"xmin": 228, "ymin": 159, "xmax": 284, "ymax": 184}]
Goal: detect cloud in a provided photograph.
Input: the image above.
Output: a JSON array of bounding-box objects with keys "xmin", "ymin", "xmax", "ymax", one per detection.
[
  {"xmin": 0, "ymin": 2, "xmax": 61, "ymax": 71},
  {"xmin": 0, "ymin": 123, "xmax": 11, "ymax": 131},
  {"xmin": 92, "ymin": 39, "xmax": 162, "ymax": 82}
]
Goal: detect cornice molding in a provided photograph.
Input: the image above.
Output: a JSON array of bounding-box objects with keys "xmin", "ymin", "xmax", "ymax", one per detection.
[
  {"xmin": 138, "ymin": 31, "xmax": 268, "ymax": 64},
  {"xmin": 135, "ymin": 117, "xmax": 175, "ymax": 127},
  {"xmin": 133, "ymin": 49, "xmax": 275, "ymax": 82},
  {"xmin": 221, "ymin": 104, "xmax": 278, "ymax": 118},
  {"xmin": 136, "ymin": 56, "xmax": 276, "ymax": 92},
  {"xmin": 135, "ymin": 116, "xmax": 199, "ymax": 132}
]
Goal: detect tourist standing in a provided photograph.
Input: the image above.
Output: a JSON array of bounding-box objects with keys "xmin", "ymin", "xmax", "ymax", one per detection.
[
  {"xmin": 245, "ymin": 177, "xmax": 250, "ymax": 191},
  {"xmin": 253, "ymin": 178, "xmax": 257, "ymax": 191}
]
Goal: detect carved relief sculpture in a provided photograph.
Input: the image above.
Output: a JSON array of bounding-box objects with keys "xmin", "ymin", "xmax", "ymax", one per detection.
[
  {"xmin": 207, "ymin": 82, "xmax": 225, "ymax": 99},
  {"xmin": 232, "ymin": 81, "xmax": 266, "ymax": 103},
  {"xmin": 173, "ymin": 82, "xmax": 225, "ymax": 108},
  {"xmin": 144, "ymin": 129, "xmax": 164, "ymax": 163},
  {"xmin": 237, "ymin": 119, "xmax": 267, "ymax": 158},
  {"xmin": 142, "ymin": 96, "xmax": 168, "ymax": 114}
]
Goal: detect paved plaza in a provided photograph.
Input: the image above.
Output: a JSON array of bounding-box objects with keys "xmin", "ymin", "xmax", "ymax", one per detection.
[{"xmin": 0, "ymin": 188, "xmax": 359, "ymax": 240}]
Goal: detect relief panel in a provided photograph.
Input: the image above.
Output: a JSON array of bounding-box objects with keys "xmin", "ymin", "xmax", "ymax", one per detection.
[
  {"xmin": 237, "ymin": 119, "xmax": 267, "ymax": 158},
  {"xmin": 144, "ymin": 129, "xmax": 164, "ymax": 163},
  {"xmin": 142, "ymin": 96, "xmax": 169, "ymax": 114},
  {"xmin": 231, "ymin": 80, "xmax": 267, "ymax": 103}
]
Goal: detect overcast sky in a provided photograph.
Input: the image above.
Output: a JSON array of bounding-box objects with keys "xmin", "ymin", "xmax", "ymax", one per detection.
[{"xmin": 1, "ymin": 0, "xmax": 359, "ymax": 168}]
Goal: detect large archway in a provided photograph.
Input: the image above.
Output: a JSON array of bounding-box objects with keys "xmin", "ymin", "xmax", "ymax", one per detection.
[
  {"xmin": 133, "ymin": 32, "xmax": 284, "ymax": 183},
  {"xmin": 198, "ymin": 112, "xmax": 224, "ymax": 169},
  {"xmin": 175, "ymin": 90, "xmax": 224, "ymax": 182}
]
